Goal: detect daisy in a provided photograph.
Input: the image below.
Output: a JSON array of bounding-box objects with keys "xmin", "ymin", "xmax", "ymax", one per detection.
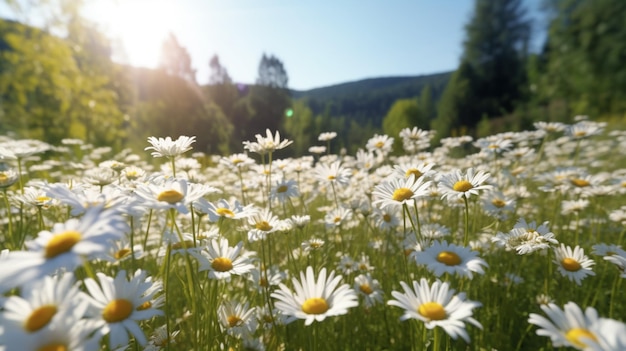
[
  {"xmin": 528, "ymin": 301, "xmax": 600, "ymax": 349},
  {"xmin": 604, "ymin": 252, "xmax": 626, "ymax": 278},
  {"xmin": 144, "ymin": 324, "xmax": 180, "ymax": 351},
  {"xmin": 314, "ymin": 160, "xmax": 352, "ymax": 186},
  {"xmin": 438, "ymin": 168, "xmax": 492, "ymax": 201},
  {"xmin": 366, "ymin": 134, "xmax": 394, "ymax": 155},
  {"xmin": 248, "ymin": 264, "xmax": 287, "ymax": 291},
  {"xmin": 0, "ymin": 167, "xmax": 18, "ymax": 188},
  {"xmin": 44, "ymin": 182, "xmax": 130, "ymax": 216},
  {"xmin": 1, "ymin": 317, "xmax": 100, "ymax": 351},
  {"xmin": 318, "ymin": 132, "xmax": 337, "ymax": 141},
  {"xmin": 0, "ymin": 207, "xmax": 127, "ymax": 293},
  {"xmin": 270, "ymin": 178, "xmax": 299, "ymax": 203},
  {"xmin": 144, "ymin": 135, "xmax": 196, "ymax": 158},
  {"xmin": 84, "ymin": 269, "xmax": 164, "ymax": 349},
  {"xmin": 392, "ymin": 162, "xmax": 436, "ymax": 181},
  {"xmin": 133, "ymin": 177, "xmax": 190, "ymax": 214},
  {"xmin": 492, "ymin": 218, "xmax": 558, "ymax": 255},
  {"xmin": 0, "ymin": 272, "xmax": 90, "ymax": 346},
  {"xmin": 302, "ymin": 238, "xmax": 325, "ymax": 254},
  {"xmin": 217, "ymin": 300, "xmax": 258, "ymax": 338},
  {"xmin": 190, "ymin": 238, "xmax": 256, "ymax": 280},
  {"xmin": 553, "ymin": 244, "xmax": 595, "ymax": 285},
  {"xmin": 354, "ymin": 274, "xmax": 384, "ymax": 308},
  {"xmin": 413, "ymin": 240, "xmax": 488, "ymax": 279},
  {"xmin": 323, "ymin": 207, "xmax": 353, "ymax": 229},
  {"xmin": 271, "ymin": 266, "xmax": 358, "ymax": 326},
  {"xmin": 372, "ymin": 174, "xmax": 432, "ymax": 210},
  {"xmin": 219, "ymin": 153, "xmax": 255, "ymax": 170},
  {"xmin": 246, "ymin": 208, "xmax": 281, "ymax": 242},
  {"xmin": 243, "ymin": 129, "xmax": 293, "ymax": 155},
  {"xmin": 194, "ymin": 198, "xmax": 257, "ymax": 222},
  {"xmin": 387, "ymin": 278, "xmax": 482, "ymax": 342},
  {"xmin": 308, "ymin": 146, "xmax": 326, "ymax": 154}
]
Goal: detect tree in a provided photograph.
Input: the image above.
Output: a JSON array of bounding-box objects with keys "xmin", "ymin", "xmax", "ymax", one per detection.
[
  {"xmin": 256, "ymin": 53, "xmax": 288, "ymax": 88},
  {"xmin": 382, "ymin": 98, "xmax": 422, "ymax": 152},
  {"xmin": 542, "ymin": 0, "xmax": 626, "ymax": 117},
  {"xmin": 450, "ymin": 0, "xmax": 531, "ymax": 129},
  {"xmin": 419, "ymin": 85, "xmax": 436, "ymax": 123},
  {"xmin": 159, "ymin": 32, "xmax": 197, "ymax": 84},
  {"xmin": 208, "ymin": 54, "xmax": 231, "ymax": 85}
]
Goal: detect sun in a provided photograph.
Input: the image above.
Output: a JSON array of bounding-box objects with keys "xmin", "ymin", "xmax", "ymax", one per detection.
[{"xmin": 84, "ymin": 0, "xmax": 178, "ymax": 69}]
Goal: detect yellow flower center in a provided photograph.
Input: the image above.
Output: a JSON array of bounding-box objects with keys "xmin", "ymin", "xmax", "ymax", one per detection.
[
  {"xmin": 491, "ymin": 199, "xmax": 506, "ymax": 208},
  {"xmin": 436, "ymin": 251, "xmax": 462, "ymax": 266},
  {"xmin": 216, "ymin": 208, "xmax": 235, "ymax": 217},
  {"xmin": 392, "ymin": 188, "xmax": 414, "ymax": 202},
  {"xmin": 157, "ymin": 189, "xmax": 184, "ymax": 204},
  {"xmin": 37, "ymin": 196, "xmax": 51, "ymax": 203},
  {"xmin": 102, "ymin": 299, "xmax": 133, "ymax": 323},
  {"xmin": 277, "ymin": 185, "xmax": 288, "ymax": 193},
  {"xmin": 375, "ymin": 141, "xmax": 385, "ymax": 148},
  {"xmin": 383, "ymin": 214, "xmax": 392, "ymax": 223},
  {"xmin": 24, "ymin": 305, "xmax": 57, "ymax": 332},
  {"xmin": 0, "ymin": 173, "xmax": 7, "ymax": 182},
  {"xmin": 136, "ymin": 301, "xmax": 152, "ymax": 311},
  {"xmin": 301, "ymin": 297, "xmax": 329, "ymax": 315},
  {"xmin": 114, "ymin": 248, "xmax": 131, "ymax": 260},
  {"xmin": 37, "ymin": 344, "xmax": 67, "ymax": 351},
  {"xmin": 359, "ymin": 284, "xmax": 373, "ymax": 295},
  {"xmin": 561, "ymin": 258, "xmax": 582, "ymax": 272},
  {"xmin": 45, "ymin": 230, "xmax": 81, "ymax": 259},
  {"xmin": 405, "ymin": 169, "xmax": 423, "ymax": 179},
  {"xmin": 570, "ymin": 178, "xmax": 590, "ymax": 187},
  {"xmin": 453, "ymin": 180, "xmax": 473, "ymax": 192},
  {"xmin": 418, "ymin": 302, "xmax": 446, "ymax": 320},
  {"xmin": 255, "ymin": 221, "xmax": 273, "ymax": 231},
  {"xmin": 327, "ymin": 175, "xmax": 336, "ymax": 180},
  {"xmin": 232, "ymin": 158, "xmax": 243, "ymax": 165},
  {"xmin": 211, "ymin": 257, "xmax": 233, "ymax": 272},
  {"xmin": 574, "ymin": 131, "xmax": 587, "ymax": 137},
  {"xmin": 227, "ymin": 315, "xmax": 243, "ymax": 328},
  {"xmin": 488, "ymin": 144, "xmax": 498, "ymax": 149},
  {"xmin": 259, "ymin": 277, "xmax": 269, "ymax": 287},
  {"xmin": 334, "ymin": 216, "xmax": 341, "ymax": 223},
  {"xmin": 565, "ymin": 328, "xmax": 597, "ymax": 348}
]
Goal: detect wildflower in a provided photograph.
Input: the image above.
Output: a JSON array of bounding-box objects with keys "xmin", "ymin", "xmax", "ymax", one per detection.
[
  {"xmin": 302, "ymin": 238, "xmax": 325, "ymax": 253},
  {"xmin": 318, "ymin": 132, "xmax": 337, "ymax": 141},
  {"xmin": 0, "ymin": 273, "xmax": 89, "ymax": 345},
  {"xmin": 354, "ymin": 274, "xmax": 384, "ymax": 308},
  {"xmin": 44, "ymin": 182, "xmax": 130, "ymax": 216},
  {"xmin": 145, "ymin": 135, "xmax": 196, "ymax": 158},
  {"xmin": 561, "ymin": 199, "xmax": 590, "ymax": 216},
  {"xmin": 438, "ymin": 168, "xmax": 492, "ymax": 201},
  {"xmin": 323, "ymin": 207, "xmax": 353, "ymax": 229},
  {"xmin": 308, "ymin": 146, "xmax": 327, "ymax": 154},
  {"xmin": 84, "ymin": 270, "xmax": 163, "ymax": 349},
  {"xmin": 84, "ymin": 167, "xmax": 118, "ymax": 186},
  {"xmin": 0, "ymin": 207, "xmax": 127, "ymax": 293},
  {"xmin": 366, "ymin": 134, "xmax": 394, "ymax": 155},
  {"xmin": 314, "ymin": 160, "xmax": 351, "ymax": 186},
  {"xmin": 133, "ymin": 177, "xmax": 191, "ymax": 214},
  {"xmin": 195, "ymin": 198, "xmax": 256, "ymax": 222},
  {"xmin": 566, "ymin": 121, "xmax": 604, "ymax": 139},
  {"xmin": 413, "ymin": 240, "xmax": 488, "ymax": 279},
  {"xmin": 247, "ymin": 208, "xmax": 281, "ymax": 242},
  {"xmin": 270, "ymin": 178, "xmax": 299, "ymax": 203},
  {"xmin": 387, "ymin": 278, "xmax": 482, "ymax": 342},
  {"xmin": 584, "ymin": 318, "xmax": 626, "ymax": 351},
  {"xmin": 492, "ymin": 218, "xmax": 558, "ymax": 255},
  {"xmin": 217, "ymin": 300, "xmax": 257, "ymax": 338},
  {"xmin": 243, "ymin": 129, "xmax": 293, "ymax": 155},
  {"xmin": 0, "ymin": 167, "xmax": 18, "ymax": 188},
  {"xmin": 604, "ymin": 252, "xmax": 626, "ymax": 277},
  {"xmin": 528, "ymin": 301, "xmax": 600, "ymax": 349},
  {"xmin": 481, "ymin": 190, "xmax": 515, "ymax": 219},
  {"xmin": 291, "ymin": 215, "xmax": 311, "ymax": 229},
  {"xmin": 392, "ymin": 162, "xmax": 436, "ymax": 181},
  {"xmin": 144, "ymin": 325, "xmax": 180, "ymax": 350},
  {"xmin": 249, "ymin": 265, "xmax": 287, "ymax": 291},
  {"xmin": 191, "ymin": 238, "xmax": 255, "ymax": 281},
  {"xmin": 272, "ymin": 266, "xmax": 358, "ymax": 326},
  {"xmin": 372, "ymin": 174, "xmax": 432, "ymax": 210},
  {"xmin": 553, "ymin": 244, "xmax": 595, "ymax": 285}
]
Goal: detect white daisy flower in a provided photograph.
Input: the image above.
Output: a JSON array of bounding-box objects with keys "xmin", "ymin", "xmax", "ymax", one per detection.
[
  {"xmin": 145, "ymin": 135, "xmax": 196, "ymax": 158},
  {"xmin": 438, "ymin": 168, "xmax": 492, "ymax": 201},
  {"xmin": 584, "ymin": 318, "xmax": 626, "ymax": 351},
  {"xmin": 270, "ymin": 178, "xmax": 299, "ymax": 203},
  {"xmin": 133, "ymin": 177, "xmax": 190, "ymax": 214},
  {"xmin": 314, "ymin": 160, "xmax": 351, "ymax": 186},
  {"xmin": 242, "ymin": 129, "xmax": 293, "ymax": 155},
  {"xmin": 318, "ymin": 132, "xmax": 337, "ymax": 141},
  {"xmin": 528, "ymin": 301, "xmax": 600, "ymax": 349},
  {"xmin": 84, "ymin": 270, "xmax": 164, "ymax": 349},
  {"xmin": 190, "ymin": 238, "xmax": 255, "ymax": 280},
  {"xmin": 354, "ymin": 274, "xmax": 384, "ymax": 308},
  {"xmin": 246, "ymin": 208, "xmax": 281, "ymax": 242},
  {"xmin": 553, "ymin": 244, "xmax": 595, "ymax": 285},
  {"xmin": 387, "ymin": 278, "xmax": 482, "ymax": 342},
  {"xmin": 217, "ymin": 300, "xmax": 258, "ymax": 338},
  {"xmin": 492, "ymin": 218, "xmax": 558, "ymax": 255},
  {"xmin": 271, "ymin": 266, "xmax": 358, "ymax": 326},
  {"xmin": 372, "ymin": 174, "xmax": 432, "ymax": 210},
  {"xmin": 195, "ymin": 198, "xmax": 257, "ymax": 222},
  {"xmin": 604, "ymin": 252, "xmax": 626, "ymax": 278},
  {"xmin": 0, "ymin": 207, "xmax": 127, "ymax": 293},
  {"xmin": 412, "ymin": 240, "xmax": 488, "ymax": 279},
  {"xmin": 366, "ymin": 134, "xmax": 394, "ymax": 155}
]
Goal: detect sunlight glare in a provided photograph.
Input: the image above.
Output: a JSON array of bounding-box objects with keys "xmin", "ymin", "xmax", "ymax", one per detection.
[{"xmin": 87, "ymin": 0, "xmax": 176, "ymax": 69}]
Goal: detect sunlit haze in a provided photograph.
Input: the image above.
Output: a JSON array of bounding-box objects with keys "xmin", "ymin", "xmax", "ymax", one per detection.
[{"xmin": 44, "ymin": 0, "xmax": 546, "ymax": 90}]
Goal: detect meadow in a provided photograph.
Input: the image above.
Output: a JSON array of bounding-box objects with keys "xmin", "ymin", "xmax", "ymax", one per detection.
[{"xmin": 0, "ymin": 118, "xmax": 625, "ymax": 351}]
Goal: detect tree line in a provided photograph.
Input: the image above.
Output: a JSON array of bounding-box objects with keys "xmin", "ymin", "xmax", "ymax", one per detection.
[{"xmin": 0, "ymin": 0, "xmax": 624, "ymax": 156}]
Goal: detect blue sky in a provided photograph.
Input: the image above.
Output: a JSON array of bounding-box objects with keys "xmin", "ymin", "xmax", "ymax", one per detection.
[{"xmin": 3, "ymin": 0, "xmax": 548, "ymax": 90}]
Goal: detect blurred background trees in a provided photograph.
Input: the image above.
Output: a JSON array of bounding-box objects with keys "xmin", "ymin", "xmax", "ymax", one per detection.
[{"xmin": 0, "ymin": 0, "xmax": 624, "ymax": 155}]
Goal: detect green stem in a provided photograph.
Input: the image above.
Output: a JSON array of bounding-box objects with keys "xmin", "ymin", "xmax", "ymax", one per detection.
[
  {"xmin": 3, "ymin": 189, "xmax": 14, "ymax": 247},
  {"xmin": 462, "ymin": 195, "xmax": 470, "ymax": 247}
]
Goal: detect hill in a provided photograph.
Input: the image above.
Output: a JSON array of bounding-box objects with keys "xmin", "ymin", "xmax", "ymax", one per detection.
[{"xmin": 291, "ymin": 72, "xmax": 452, "ymax": 126}]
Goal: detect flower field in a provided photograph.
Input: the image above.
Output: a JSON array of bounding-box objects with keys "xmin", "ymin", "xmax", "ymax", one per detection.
[{"xmin": 1, "ymin": 118, "xmax": 625, "ymax": 350}]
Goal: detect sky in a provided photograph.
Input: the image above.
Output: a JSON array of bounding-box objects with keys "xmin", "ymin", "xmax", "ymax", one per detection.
[{"xmin": 2, "ymin": 0, "xmax": 548, "ymax": 91}]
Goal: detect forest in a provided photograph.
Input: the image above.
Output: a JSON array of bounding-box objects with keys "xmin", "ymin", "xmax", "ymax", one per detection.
[{"xmin": 0, "ymin": 0, "xmax": 625, "ymax": 156}]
